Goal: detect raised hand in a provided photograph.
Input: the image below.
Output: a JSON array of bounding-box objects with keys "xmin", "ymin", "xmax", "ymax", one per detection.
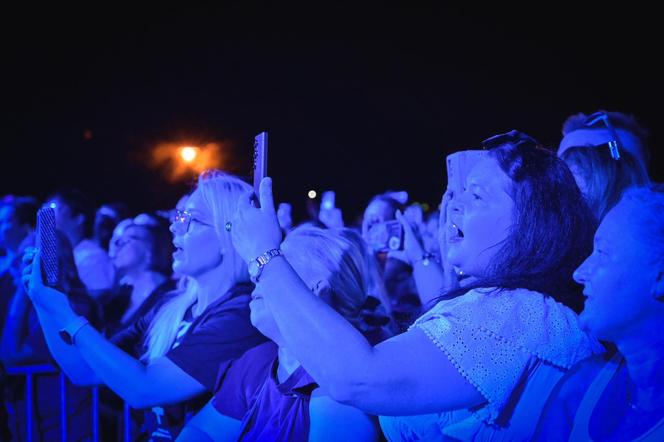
[
  {"xmin": 394, "ymin": 210, "xmax": 426, "ymax": 264},
  {"xmin": 231, "ymin": 177, "xmax": 283, "ymax": 263}
]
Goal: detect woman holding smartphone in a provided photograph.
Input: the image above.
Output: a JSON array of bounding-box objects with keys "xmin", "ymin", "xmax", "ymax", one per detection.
[
  {"xmin": 229, "ymin": 131, "xmax": 601, "ymax": 440},
  {"xmin": 22, "ymin": 171, "xmax": 266, "ymax": 440}
]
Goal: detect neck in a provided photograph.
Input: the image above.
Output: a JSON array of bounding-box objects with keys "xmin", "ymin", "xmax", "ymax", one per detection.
[
  {"xmin": 618, "ymin": 336, "xmax": 664, "ymax": 388},
  {"xmin": 189, "ymin": 265, "xmax": 236, "ymax": 317},
  {"xmin": 277, "ymin": 346, "xmax": 301, "ymax": 382},
  {"xmin": 616, "ymin": 330, "xmax": 664, "ymax": 409}
]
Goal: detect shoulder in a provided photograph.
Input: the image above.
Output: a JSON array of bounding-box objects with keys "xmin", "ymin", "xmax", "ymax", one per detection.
[
  {"xmin": 534, "ymin": 353, "xmax": 612, "ymax": 440},
  {"xmin": 549, "ymin": 353, "xmax": 611, "ymax": 403}
]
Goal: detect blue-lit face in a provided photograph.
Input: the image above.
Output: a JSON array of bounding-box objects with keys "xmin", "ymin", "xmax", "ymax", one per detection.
[
  {"xmin": 169, "ymin": 189, "xmax": 222, "ymax": 278},
  {"xmin": 112, "ymin": 224, "xmax": 152, "ymax": 275},
  {"xmin": 574, "ymin": 200, "xmax": 658, "ymax": 341},
  {"xmin": 250, "ymin": 241, "xmax": 321, "ymax": 342},
  {"xmin": 446, "ymin": 156, "xmax": 514, "ymax": 277}
]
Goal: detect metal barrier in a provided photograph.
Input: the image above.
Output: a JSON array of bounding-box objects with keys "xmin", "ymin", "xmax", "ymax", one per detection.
[{"xmin": 4, "ymin": 363, "xmax": 123, "ymax": 442}]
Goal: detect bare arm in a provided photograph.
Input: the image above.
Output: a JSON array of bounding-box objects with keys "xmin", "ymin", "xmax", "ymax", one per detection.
[
  {"xmin": 309, "ymin": 389, "xmax": 378, "ymax": 441},
  {"xmin": 231, "ymin": 178, "xmax": 485, "ymax": 416},
  {"xmin": 22, "ymin": 249, "xmax": 206, "ymax": 408}
]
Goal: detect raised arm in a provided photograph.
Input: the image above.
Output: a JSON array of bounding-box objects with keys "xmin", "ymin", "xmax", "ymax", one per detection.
[
  {"xmin": 22, "ymin": 250, "xmax": 206, "ymax": 407},
  {"xmin": 231, "ymin": 178, "xmax": 484, "ymax": 415}
]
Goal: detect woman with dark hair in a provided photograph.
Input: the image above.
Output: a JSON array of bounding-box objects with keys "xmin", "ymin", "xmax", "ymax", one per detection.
[
  {"xmin": 102, "ymin": 213, "xmax": 175, "ymax": 337},
  {"xmin": 535, "ymin": 185, "xmax": 664, "ymax": 441},
  {"xmin": 229, "ymin": 131, "xmax": 602, "ymax": 440}
]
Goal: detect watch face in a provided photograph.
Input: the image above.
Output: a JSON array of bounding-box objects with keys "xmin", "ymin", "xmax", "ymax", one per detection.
[
  {"xmin": 59, "ymin": 329, "xmax": 73, "ymax": 345},
  {"xmin": 248, "ymin": 260, "xmax": 260, "ymax": 278}
]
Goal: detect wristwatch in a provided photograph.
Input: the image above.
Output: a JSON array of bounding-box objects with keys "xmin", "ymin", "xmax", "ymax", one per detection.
[
  {"xmin": 248, "ymin": 248, "xmax": 284, "ymax": 283},
  {"xmin": 58, "ymin": 316, "xmax": 90, "ymax": 345}
]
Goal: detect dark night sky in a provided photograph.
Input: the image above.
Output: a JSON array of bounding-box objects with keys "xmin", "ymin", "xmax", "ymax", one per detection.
[{"xmin": 2, "ymin": 4, "xmax": 661, "ymax": 223}]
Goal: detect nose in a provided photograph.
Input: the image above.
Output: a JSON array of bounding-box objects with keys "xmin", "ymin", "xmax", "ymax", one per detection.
[{"xmin": 573, "ymin": 256, "xmax": 591, "ymax": 284}]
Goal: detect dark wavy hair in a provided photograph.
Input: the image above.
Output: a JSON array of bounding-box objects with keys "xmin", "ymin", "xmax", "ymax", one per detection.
[{"xmin": 439, "ymin": 131, "xmax": 597, "ymax": 313}]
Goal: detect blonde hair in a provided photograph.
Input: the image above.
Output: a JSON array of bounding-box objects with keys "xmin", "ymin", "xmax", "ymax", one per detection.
[
  {"xmin": 282, "ymin": 226, "xmax": 371, "ymax": 330},
  {"xmin": 141, "ymin": 171, "xmax": 251, "ymax": 363}
]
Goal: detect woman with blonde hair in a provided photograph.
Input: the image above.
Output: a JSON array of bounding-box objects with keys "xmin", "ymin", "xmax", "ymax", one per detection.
[
  {"xmin": 22, "ymin": 171, "xmax": 266, "ymax": 440},
  {"xmin": 177, "ymin": 225, "xmax": 386, "ymax": 441}
]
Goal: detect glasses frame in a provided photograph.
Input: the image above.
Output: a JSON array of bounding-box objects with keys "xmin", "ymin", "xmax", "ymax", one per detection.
[{"xmin": 172, "ymin": 209, "xmax": 215, "ymax": 234}]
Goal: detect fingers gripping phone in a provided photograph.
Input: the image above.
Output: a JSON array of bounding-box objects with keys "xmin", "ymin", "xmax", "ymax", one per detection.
[
  {"xmin": 445, "ymin": 150, "xmax": 487, "ymax": 196},
  {"xmin": 36, "ymin": 205, "xmax": 59, "ymax": 287},
  {"xmin": 252, "ymin": 132, "xmax": 268, "ymax": 207}
]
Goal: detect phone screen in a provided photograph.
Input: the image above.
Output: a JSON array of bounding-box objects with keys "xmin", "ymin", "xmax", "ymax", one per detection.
[{"xmin": 321, "ymin": 191, "xmax": 335, "ymax": 210}]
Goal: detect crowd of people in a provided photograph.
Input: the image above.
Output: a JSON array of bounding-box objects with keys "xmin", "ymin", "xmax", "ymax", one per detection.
[{"xmin": 1, "ymin": 110, "xmax": 661, "ymax": 441}]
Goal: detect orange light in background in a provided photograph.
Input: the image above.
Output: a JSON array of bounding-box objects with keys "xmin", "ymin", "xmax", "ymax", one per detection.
[
  {"xmin": 149, "ymin": 141, "xmax": 226, "ymax": 183},
  {"xmin": 180, "ymin": 146, "xmax": 199, "ymax": 163}
]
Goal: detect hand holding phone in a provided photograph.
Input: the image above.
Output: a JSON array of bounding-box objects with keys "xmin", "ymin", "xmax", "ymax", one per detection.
[
  {"xmin": 366, "ymin": 220, "xmax": 404, "ymax": 253},
  {"xmin": 252, "ymin": 132, "xmax": 268, "ymax": 207},
  {"xmin": 36, "ymin": 205, "xmax": 59, "ymax": 287}
]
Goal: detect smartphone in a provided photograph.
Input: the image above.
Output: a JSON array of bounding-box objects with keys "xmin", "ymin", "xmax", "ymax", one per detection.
[
  {"xmin": 252, "ymin": 131, "xmax": 268, "ymax": 206},
  {"xmin": 36, "ymin": 205, "xmax": 59, "ymax": 287},
  {"xmin": 366, "ymin": 220, "xmax": 404, "ymax": 253},
  {"xmin": 445, "ymin": 150, "xmax": 487, "ymax": 195},
  {"xmin": 321, "ymin": 191, "xmax": 336, "ymax": 210}
]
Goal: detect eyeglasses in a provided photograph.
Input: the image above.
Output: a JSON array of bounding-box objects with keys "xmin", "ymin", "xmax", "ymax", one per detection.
[
  {"xmin": 481, "ymin": 130, "xmax": 543, "ymax": 151},
  {"xmin": 171, "ymin": 209, "xmax": 213, "ymax": 234},
  {"xmin": 581, "ymin": 111, "xmax": 622, "ymax": 160}
]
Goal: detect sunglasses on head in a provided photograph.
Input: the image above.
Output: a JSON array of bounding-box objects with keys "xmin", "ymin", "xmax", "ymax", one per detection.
[
  {"xmin": 481, "ymin": 130, "xmax": 543, "ymax": 151},
  {"xmin": 580, "ymin": 111, "xmax": 622, "ymax": 160}
]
